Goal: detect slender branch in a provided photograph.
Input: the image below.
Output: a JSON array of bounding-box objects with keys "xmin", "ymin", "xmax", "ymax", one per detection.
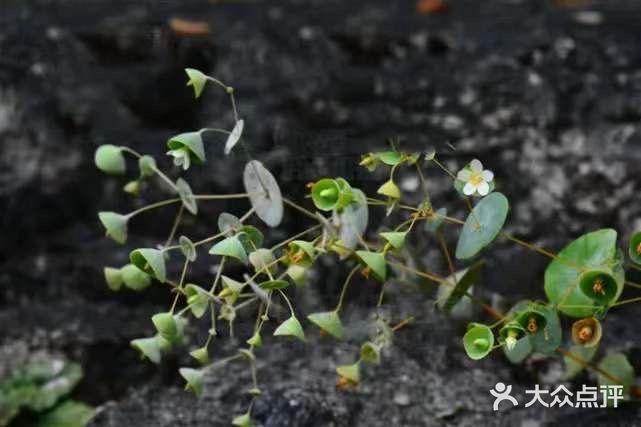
[{"xmin": 335, "ymin": 266, "xmax": 361, "ymax": 312}]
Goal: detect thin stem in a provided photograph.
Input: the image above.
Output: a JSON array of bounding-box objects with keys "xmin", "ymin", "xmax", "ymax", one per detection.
[
  {"xmin": 278, "ymin": 289, "xmax": 295, "ymax": 315},
  {"xmin": 239, "ymin": 207, "xmax": 255, "ymax": 223},
  {"xmin": 391, "ymin": 316, "xmax": 414, "ymax": 331},
  {"xmin": 126, "ymin": 198, "xmax": 181, "ymax": 219},
  {"xmin": 501, "ymin": 233, "xmax": 560, "ymax": 262},
  {"xmin": 556, "ymin": 348, "xmax": 622, "ymax": 384},
  {"xmin": 283, "ymin": 197, "xmax": 319, "ymax": 221},
  {"xmin": 624, "ymin": 280, "xmax": 641, "ymax": 290},
  {"xmin": 612, "ymin": 296, "xmax": 641, "ymax": 307},
  {"xmin": 200, "ymin": 127, "xmax": 231, "ymax": 136},
  {"xmin": 193, "ymin": 193, "xmax": 251, "ymax": 200},
  {"xmin": 170, "ymin": 259, "xmax": 190, "ymax": 313},
  {"xmin": 209, "ymin": 257, "xmax": 226, "ymax": 294},
  {"xmin": 431, "ymin": 157, "xmax": 456, "ymax": 179},
  {"xmin": 270, "ymin": 224, "xmax": 321, "ymax": 251},
  {"xmin": 335, "ymin": 266, "xmax": 361, "ymax": 312},
  {"xmin": 164, "ymin": 205, "xmax": 184, "ymax": 248},
  {"xmin": 438, "ymin": 233, "xmax": 456, "ymax": 283}
]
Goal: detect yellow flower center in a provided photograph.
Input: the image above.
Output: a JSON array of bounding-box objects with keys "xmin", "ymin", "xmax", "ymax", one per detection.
[
  {"xmin": 527, "ymin": 316, "xmax": 538, "ymax": 333},
  {"xmin": 578, "ymin": 325, "xmax": 593, "ymax": 342},
  {"xmin": 592, "ymin": 278, "xmax": 606, "ymax": 295},
  {"xmin": 468, "ymin": 172, "xmax": 484, "ymax": 186},
  {"xmin": 636, "ymin": 242, "xmax": 641, "ymax": 255}
]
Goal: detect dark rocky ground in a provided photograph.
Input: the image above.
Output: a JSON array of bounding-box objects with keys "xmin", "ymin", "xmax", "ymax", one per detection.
[{"xmin": 3, "ymin": 0, "xmax": 641, "ymax": 425}]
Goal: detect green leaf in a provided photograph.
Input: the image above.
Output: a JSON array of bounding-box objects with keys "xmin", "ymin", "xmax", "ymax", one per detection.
[
  {"xmin": 336, "ymin": 188, "xmax": 369, "ymax": 251},
  {"xmin": 152, "ymin": 313, "xmax": 178, "ymax": 341},
  {"xmin": 243, "ymin": 160, "xmax": 283, "ymax": 227},
  {"xmin": 380, "ymin": 231, "xmax": 407, "ymax": 250},
  {"xmin": 287, "ymin": 240, "xmax": 316, "ymax": 267},
  {"xmin": 98, "ymin": 212, "xmax": 128, "ymax": 244},
  {"xmin": 249, "ymin": 248, "xmax": 276, "ymax": 275},
  {"xmin": 455, "ymin": 192, "xmax": 509, "ymax": 259},
  {"xmin": 238, "ymin": 225, "xmax": 265, "ymax": 251},
  {"xmin": 377, "ymin": 179, "xmax": 400, "ymax": 199},
  {"xmin": 247, "ymin": 332, "xmax": 262, "ymax": 348},
  {"xmin": 185, "ymin": 68, "xmax": 207, "ymax": 98},
  {"xmin": 336, "ymin": 361, "xmax": 360, "ymax": 384},
  {"xmin": 437, "ymin": 261, "xmax": 483, "ymax": 313},
  {"xmin": 563, "ymin": 344, "xmax": 598, "ymax": 380},
  {"xmin": 176, "ymin": 178, "xmax": 198, "ymax": 215},
  {"xmin": 598, "ymin": 353, "xmax": 634, "ymax": 403},
  {"xmin": 121, "ymin": 264, "xmax": 151, "ymax": 291},
  {"xmin": 286, "ymin": 265, "xmax": 307, "ymax": 286},
  {"xmin": 179, "ymin": 235, "xmax": 197, "ymax": 262},
  {"xmin": 274, "ymin": 315, "xmax": 305, "ymax": 341},
  {"xmin": 185, "ymin": 284, "xmax": 211, "ymax": 318},
  {"xmin": 138, "ymin": 155, "xmax": 156, "ymax": 177},
  {"xmin": 334, "ymin": 177, "xmax": 355, "ymax": 211},
  {"xmin": 167, "ymin": 132, "xmax": 206, "ymax": 164},
  {"xmin": 544, "ymin": 229, "xmax": 624, "ymax": 318},
  {"xmin": 307, "ymin": 311, "xmax": 344, "ymax": 339},
  {"xmin": 356, "ymin": 251, "xmax": 387, "ymax": 282},
  {"xmin": 130, "ymin": 248, "xmax": 166, "ymax": 282},
  {"xmin": 503, "ymin": 336, "xmax": 532, "ymax": 364},
  {"xmin": 629, "ymin": 231, "xmax": 641, "ymax": 265},
  {"xmin": 94, "ymin": 144, "xmax": 125, "ymax": 175},
  {"xmin": 189, "ymin": 347, "xmax": 209, "ymax": 365},
  {"xmin": 221, "ymin": 275, "xmax": 246, "ymax": 294},
  {"xmin": 28, "ymin": 363, "xmax": 83, "ymax": 412},
  {"xmin": 232, "ymin": 413, "xmax": 252, "ymax": 427},
  {"xmin": 35, "ymin": 400, "xmax": 94, "ymax": 427},
  {"xmin": 463, "ymin": 323, "xmax": 494, "ymax": 360},
  {"xmin": 259, "ymin": 279, "xmax": 289, "ymax": 290},
  {"xmin": 224, "ymin": 119, "xmax": 244, "ymax": 155},
  {"xmin": 360, "ymin": 341, "xmax": 381, "ymax": 364},
  {"xmin": 378, "ymin": 151, "xmax": 403, "ymax": 166},
  {"xmin": 311, "ymin": 178, "xmax": 340, "ymax": 211},
  {"xmin": 131, "ymin": 337, "xmax": 161, "ymax": 364},
  {"xmin": 527, "ymin": 305, "xmax": 562, "ymax": 355},
  {"xmin": 218, "ymin": 212, "xmax": 241, "ymax": 236},
  {"xmin": 103, "ymin": 267, "xmax": 123, "ymax": 291},
  {"xmin": 209, "ymin": 235, "xmax": 248, "ymax": 264},
  {"xmin": 179, "ymin": 367, "xmax": 204, "ymax": 397}
]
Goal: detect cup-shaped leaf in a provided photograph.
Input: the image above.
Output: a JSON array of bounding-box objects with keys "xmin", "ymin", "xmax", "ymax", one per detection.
[
  {"xmin": 176, "ymin": 178, "xmax": 198, "ymax": 215},
  {"xmin": 131, "ymin": 337, "xmax": 161, "ymax": 364},
  {"xmin": 377, "ymin": 179, "xmax": 401, "ymax": 199},
  {"xmin": 247, "ymin": 332, "xmax": 262, "ymax": 348},
  {"xmin": 455, "ymin": 192, "xmax": 509, "ymax": 260},
  {"xmin": 597, "ymin": 353, "xmax": 635, "ymax": 403},
  {"xmin": 286, "ymin": 265, "xmax": 307, "ymax": 286},
  {"xmin": 259, "ymin": 279, "xmax": 289, "ymax": 290},
  {"xmin": 95, "ymin": 144, "xmax": 126, "ymax": 175},
  {"xmin": 545, "ymin": 229, "xmax": 624, "ymax": 318},
  {"xmin": 243, "ymin": 160, "xmax": 283, "ymax": 227},
  {"xmin": 356, "ymin": 250, "xmax": 387, "ymax": 282},
  {"xmin": 526, "ymin": 305, "xmax": 562, "ymax": 354},
  {"xmin": 336, "ymin": 361, "xmax": 360, "ymax": 384},
  {"xmin": 336, "ymin": 188, "xmax": 369, "ymax": 252},
  {"xmin": 185, "ymin": 68, "xmax": 208, "ymax": 98},
  {"xmin": 571, "ymin": 317, "xmax": 602, "ymax": 348},
  {"xmin": 218, "ymin": 212, "xmax": 241, "ymax": 236},
  {"xmin": 98, "ymin": 212, "xmax": 128, "ymax": 244},
  {"xmin": 121, "ymin": 264, "xmax": 151, "ymax": 291},
  {"xmin": 185, "ymin": 284, "xmax": 211, "ymax": 318},
  {"xmin": 380, "ymin": 231, "xmax": 407, "ymax": 250},
  {"xmin": 238, "ymin": 225, "xmax": 264, "ymax": 251},
  {"xmin": 378, "ymin": 151, "xmax": 403, "ymax": 166},
  {"xmin": 360, "ymin": 341, "xmax": 381, "ymax": 364},
  {"xmin": 287, "ymin": 240, "xmax": 316, "ymax": 267},
  {"xmin": 515, "ymin": 305, "xmax": 548, "ymax": 334},
  {"xmin": 311, "ymin": 178, "xmax": 340, "ymax": 211},
  {"xmin": 463, "ymin": 323, "xmax": 494, "ymax": 360},
  {"xmin": 104, "ymin": 267, "xmax": 123, "ymax": 291},
  {"xmin": 189, "ymin": 347, "xmax": 209, "ymax": 365},
  {"xmin": 221, "ymin": 275, "xmax": 246, "ymax": 294},
  {"xmin": 179, "ymin": 235, "xmax": 197, "ymax": 262},
  {"xmin": 224, "ymin": 119, "xmax": 244, "ymax": 155},
  {"xmin": 274, "ymin": 315, "xmax": 305, "ymax": 341},
  {"xmin": 209, "ymin": 235, "xmax": 248, "ymax": 264},
  {"xmin": 232, "ymin": 413, "xmax": 252, "ymax": 427},
  {"xmin": 563, "ymin": 344, "xmax": 598, "ymax": 380},
  {"xmin": 334, "ymin": 177, "xmax": 354, "ymax": 211},
  {"xmin": 579, "ymin": 269, "xmax": 619, "ymax": 306},
  {"xmin": 167, "ymin": 132, "xmax": 206, "ymax": 164},
  {"xmin": 152, "ymin": 312, "xmax": 178, "ymax": 341},
  {"xmin": 498, "ymin": 321, "xmax": 525, "ymax": 351},
  {"xmin": 138, "ymin": 155, "xmax": 156, "ymax": 177},
  {"xmin": 307, "ymin": 311, "xmax": 344, "ymax": 339},
  {"xmin": 249, "ymin": 248, "xmax": 277, "ymax": 275},
  {"xmin": 130, "ymin": 248, "xmax": 166, "ymax": 282},
  {"xmin": 179, "ymin": 367, "xmax": 204, "ymax": 397}
]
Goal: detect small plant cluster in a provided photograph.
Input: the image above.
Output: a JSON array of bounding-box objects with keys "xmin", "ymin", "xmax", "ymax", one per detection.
[
  {"xmin": 95, "ymin": 69, "xmax": 640, "ymax": 424},
  {"xmin": 0, "ymin": 352, "xmax": 94, "ymax": 427}
]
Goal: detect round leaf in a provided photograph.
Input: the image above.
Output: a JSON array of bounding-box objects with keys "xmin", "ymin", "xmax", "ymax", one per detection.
[
  {"xmin": 455, "ymin": 192, "xmax": 509, "ymax": 259},
  {"xmin": 526, "ymin": 305, "xmax": 562, "ymax": 355},
  {"xmin": 176, "ymin": 178, "xmax": 197, "ymax": 215},
  {"xmin": 95, "ymin": 144, "xmax": 125, "ymax": 175},
  {"xmin": 463, "ymin": 323, "xmax": 494, "ymax": 360},
  {"xmin": 224, "ymin": 119, "xmax": 244, "ymax": 155},
  {"xmin": 273, "ymin": 315, "xmax": 305, "ymax": 341},
  {"xmin": 378, "ymin": 151, "xmax": 403, "ymax": 166},
  {"xmin": 243, "ymin": 160, "xmax": 283, "ymax": 227},
  {"xmin": 544, "ymin": 229, "xmax": 624, "ymax": 318},
  {"xmin": 121, "ymin": 264, "xmax": 151, "ymax": 291},
  {"xmin": 98, "ymin": 212, "xmax": 128, "ymax": 244},
  {"xmin": 130, "ymin": 248, "xmax": 166, "ymax": 282},
  {"xmin": 307, "ymin": 311, "xmax": 343, "ymax": 339}
]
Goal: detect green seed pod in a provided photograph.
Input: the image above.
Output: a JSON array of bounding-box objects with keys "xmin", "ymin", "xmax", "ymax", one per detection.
[
  {"xmin": 311, "ymin": 178, "xmax": 340, "ymax": 211},
  {"xmin": 579, "ymin": 269, "xmax": 619, "ymax": 305},
  {"xmin": 95, "ymin": 144, "xmax": 126, "ymax": 175},
  {"xmin": 571, "ymin": 317, "xmax": 602, "ymax": 348}
]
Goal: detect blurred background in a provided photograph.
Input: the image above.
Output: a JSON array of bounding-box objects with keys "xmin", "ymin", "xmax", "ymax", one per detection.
[{"xmin": 2, "ymin": 0, "xmax": 641, "ymax": 425}]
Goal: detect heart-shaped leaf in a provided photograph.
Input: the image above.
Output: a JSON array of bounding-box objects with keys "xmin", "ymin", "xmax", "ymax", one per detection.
[
  {"xmin": 130, "ymin": 248, "xmax": 166, "ymax": 282},
  {"xmin": 131, "ymin": 337, "xmax": 162, "ymax": 364},
  {"xmin": 273, "ymin": 315, "xmax": 305, "ymax": 341},
  {"xmin": 336, "ymin": 361, "xmax": 360, "ymax": 384},
  {"xmin": 377, "ymin": 179, "xmax": 400, "ymax": 199},
  {"xmin": 95, "ymin": 144, "xmax": 125, "ymax": 175},
  {"xmin": 455, "ymin": 192, "xmax": 509, "ymax": 259},
  {"xmin": 189, "ymin": 347, "xmax": 209, "ymax": 365}
]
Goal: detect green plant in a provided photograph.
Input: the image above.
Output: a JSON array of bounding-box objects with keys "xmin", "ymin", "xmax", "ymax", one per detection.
[
  {"xmin": 95, "ymin": 68, "xmax": 640, "ymax": 423},
  {"xmin": 0, "ymin": 353, "xmax": 94, "ymax": 427}
]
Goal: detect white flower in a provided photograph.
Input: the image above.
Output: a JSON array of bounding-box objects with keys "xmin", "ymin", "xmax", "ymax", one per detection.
[
  {"xmin": 456, "ymin": 159, "xmax": 494, "ymax": 196},
  {"xmin": 167, "ymin": 148, "xmax": 191, "ymax": 170},
  {"xmin": 505, "ymin": 335, "xmax": 517, "ymax": 352}
]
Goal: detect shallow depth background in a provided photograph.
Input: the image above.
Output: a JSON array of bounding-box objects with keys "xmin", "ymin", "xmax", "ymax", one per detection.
[{"xmin": 2, "ymin": 0, "xmax": 641, "ymax": 425}]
